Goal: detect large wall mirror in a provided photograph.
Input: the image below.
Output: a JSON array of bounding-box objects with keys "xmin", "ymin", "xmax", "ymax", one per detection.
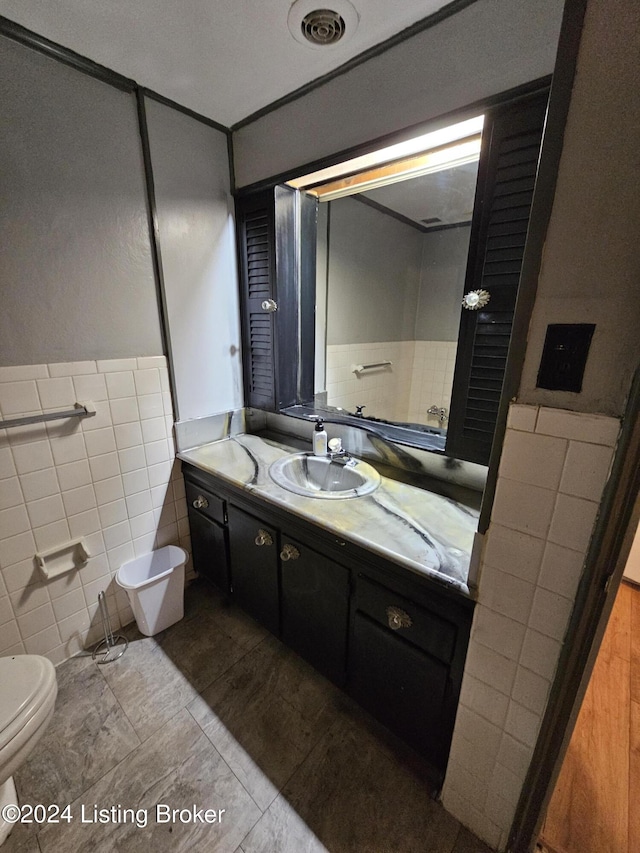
[
  {"xmin": 236, "ymin": 87, "xmax": 550, "ymax": 468},
  {"xmin": 309, "ymin": 119, "xmax": 482, "ymax": 442}
]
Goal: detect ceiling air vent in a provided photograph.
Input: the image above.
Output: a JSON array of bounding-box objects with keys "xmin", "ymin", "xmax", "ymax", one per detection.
[
  {"xmin": 288, "ymin": 0, "xmax": 358, "ymax": 48},
  {"xmin": 301, "ymin": 10, "xmax": 346, "ymax": 45}
]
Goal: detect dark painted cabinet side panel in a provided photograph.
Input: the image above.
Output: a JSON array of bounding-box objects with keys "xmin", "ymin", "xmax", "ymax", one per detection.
[
  {"xmin": 280, "ymin": 532, "xmax": 350, "ymax": 686},
  {"xmin": 227, "ymin": 504, "xmax": 280, "ymax": 635}
]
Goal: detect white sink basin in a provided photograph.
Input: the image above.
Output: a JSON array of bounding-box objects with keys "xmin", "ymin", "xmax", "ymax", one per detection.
[{"xmin": 269, "ymin": 452, "xmax": 381, "ymax": 499}]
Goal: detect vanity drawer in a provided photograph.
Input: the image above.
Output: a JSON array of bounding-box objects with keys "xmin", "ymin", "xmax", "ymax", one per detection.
[
  {"xmin": 355, "ymin": 575, "xmax": 457, "ymax": 664},
  {"xmin": 185, "ymin": 480, "xmax": 226, "ymax": 525}
]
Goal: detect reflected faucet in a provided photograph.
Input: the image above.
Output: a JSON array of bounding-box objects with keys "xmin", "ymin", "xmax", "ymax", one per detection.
[{"xmin": 427, "ymin": 405, "xmax": 448, "ymax": 425}]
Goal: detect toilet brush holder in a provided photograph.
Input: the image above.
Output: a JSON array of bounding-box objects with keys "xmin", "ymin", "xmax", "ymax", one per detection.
[{"xmin": 92, "ymin": 591, "xmax": 128, "ymax": 664}]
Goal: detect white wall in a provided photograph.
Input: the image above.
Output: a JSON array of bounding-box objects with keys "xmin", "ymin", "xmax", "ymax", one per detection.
[
  {"xmin": 232, "ymin": 0, "xmax": 565, "ymax": 188},
  {"xmin": 145, "ymin": 99, "xmax": 243, "ymax": 423}
]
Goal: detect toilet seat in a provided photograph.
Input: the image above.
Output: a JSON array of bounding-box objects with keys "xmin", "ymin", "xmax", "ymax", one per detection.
[{"xmin": 0, "ymin": 656, "xmax": 57, "ymax": 785}]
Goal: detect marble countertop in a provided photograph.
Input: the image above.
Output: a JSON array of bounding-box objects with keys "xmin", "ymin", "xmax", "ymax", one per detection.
[{"xmin": 178, "ymin": 434, "xmax": 479, "ymax": 596}]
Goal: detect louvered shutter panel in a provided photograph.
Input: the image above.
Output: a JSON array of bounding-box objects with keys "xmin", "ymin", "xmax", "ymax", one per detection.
[
  {"xmin": 237, "ymin": 192, "xmax": 277, "ymax": 409},
  {"xmin": 447, "ymin": 93, "xmax": 548, "ymax": 465}
]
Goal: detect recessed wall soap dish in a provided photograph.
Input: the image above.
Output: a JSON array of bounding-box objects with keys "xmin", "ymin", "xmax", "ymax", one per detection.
[{"xmin": 35, "ymin": 538, "xmax": 90, "ymax": 580}]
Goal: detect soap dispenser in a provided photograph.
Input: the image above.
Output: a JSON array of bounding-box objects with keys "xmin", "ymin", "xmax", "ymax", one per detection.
[{"xmin": 313, "ymin": 418, "xmax": 328, "ymax": 456}]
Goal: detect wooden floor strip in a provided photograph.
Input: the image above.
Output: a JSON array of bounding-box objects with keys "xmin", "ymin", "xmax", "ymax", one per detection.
[{"xmin": 541, "ymin": 581, "xmax": 634, "ymax": 853}]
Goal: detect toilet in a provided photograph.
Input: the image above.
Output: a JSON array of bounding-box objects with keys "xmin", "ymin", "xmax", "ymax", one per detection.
[{"xmin": 0, "ymin": 655, "xmax": 57, "ymax": 845}]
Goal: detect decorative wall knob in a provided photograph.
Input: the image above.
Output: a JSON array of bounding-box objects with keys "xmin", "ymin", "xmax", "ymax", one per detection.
[
  {"xmin": 192, "ymin": 495, "xmax": 209, "ymax": 509},
  {"xmin": 255, "ymin": 529, "xmax": 273, "ymax": 546},
  {"xmin": 386, "ymin": 606, "xmax": 413, "ymax": 631},
  {"xmin": 280, "ymin": 544, "xmax": 300, "ymax": 561},
  {"xmin": 462, "ymin": 289, "xmax": 490, "ymax": 310},
  {"xmin": 261, "ymin": 299, "xmax": 278, "ymax": 312}
]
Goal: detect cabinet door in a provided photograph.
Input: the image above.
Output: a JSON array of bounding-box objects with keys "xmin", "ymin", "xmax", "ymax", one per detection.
[
  {"xmin": 280, "ymin": 533, "xmax": 350, "ymax": 686},
  {"xmin": 187, "ymin": 508, "xmax": 229, "ymax": 593},
  {"xmin": 350, "ymin": 611, "xmax": 451, "ymax": 776},
  {"xmin": 227, "ymin": 505, "xmax": 279, "ymax": 635}
]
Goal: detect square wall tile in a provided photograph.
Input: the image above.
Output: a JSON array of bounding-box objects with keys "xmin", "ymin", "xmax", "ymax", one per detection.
[
  {"xmin": 528, "ymin": 587, "xmax": 573, "ymax": 642},
  {"xmin": 94, "ymin": 476, "xmax": 125, "ymax": 506},
  {"xmin": 73, "ymin": 373, "xmax": 107, "ymax": 402},
  {"xmin": 464, "ymin": 637, "xmax": 518, "ymax": 697},
  {"xmin": 472, "ymin": 605, "xmax": 527, "ymax": 662},
  {"xmin": 56, "ymin": 459, "xmax": 91, "ymax": 491},
  {"xmin": 61, "ymin": 484, "xmax": 97, "ymax": 518},
  {"xmin": 483, "ymin": 524, "xmax": 545, "ymax": 584},
  {"xmin": 505, "ymin": 700, "xmax": 541, "ymax": 748},
  {"xmin": 511, "ymin": 667, "xmax": 551, "ymax": 716},
  {"xmin": 134, "ymin": 369, "xmax": 161, "ymax": 396},
  {"xmin": 110, "ymin": 397, "xmax": 140, "ymax": 425},
  {"xmin": 12, "ymin": 441, "xmax": 54, "ymax": 475},
  {"xmin": 478, "ymin": 565, "xmax": 536, "ymax": 625},
  {"xmin": 24, "ymin": 623, "xmax": 61, "ymax": 655},
  {"xmin": 520, "ymin": 628, "xmax": 562, "ymax": 681},
  {"xmin": 0, "ymin": 530, "xmax": 36, "ymax": 568},
  {"xmin": 114, "ymin": 422, "xmax": 143, "ymax": 450},
  {"xmin": 105, "ymin": 371, "xmax": 135, "ymax": 399},
  {"xmin": 118, "ymin": 445, "xmax": 147, "ymax": 473},
  {"xmin": 20, "ymin": 468, "xmax": 60, "ymax": 502},
  {"xmin": 491, "ymin": 478, "xmax": 556, "ymax": 539},
  {"xmin": 0, "ymin": 477, "xmax": 23, "ymax": 511},
  {"xmin": 548, "ymin": 493, "xmax": 599, "ymax": 554},
  {"xmin": 0, "ymin": 448, "xmax": 16, "ymax": 479},
  {"xmin": 26, "ymin": 495, "xmax": 65, "ymax": 529},
  {"xmin": 560, "ymin": 441, "xmax": 614, "ymax": 501},
  {"xmin": 36, "ymin": 377, "xmax": 75, "ymax": 409},
  {"xmin": 506, "ymin": 403, "xmax": 538, "ymax": 432},
  {"xmin": 538, "ymin": 542, "xmax": 585, "ymax": 599},
  {"xmin": 84, "ymin": 427, "xmax": 116, "ymax": 458},
  {"xmin": 460, "ymin": 673, "xmax": 510, "ymax": 728},
  {"xmin": 51, "ymin": 434, "xmax": 86, "ymax": 466},
  {"xmin": 499, "ymin": 430, "xmax": 567, "ymax": 491},
  {"xmin": 33, "ymin": 519, "xmax": 71, "ymax": 552},
  {"xmin": 9, "ymin": 584, "xmax": 49, "ymax": 616},
  {"xmin": 89, "ymin": 452, "xmax": 120, "ymax": 482},
  {"xmin": 497, "ymin": 733, "xmax": 534, "ymax": 781},
  {"xmin": 17, "ymin": 602, "xmax": 55, "ymax": 638},
  {"xmin": 0, "ymin": 380, "xmax": 40, "ymax": 415}
]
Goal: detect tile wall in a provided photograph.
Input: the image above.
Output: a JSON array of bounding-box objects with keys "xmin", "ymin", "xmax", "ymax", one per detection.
[
  {"xmin": 442, "ymin": 403, "xmax": 620, "ymax": 850},
  {"xmin": 0, "ymin": 357, "xmax": 190, "ymax": 665},
  {"xmin": 326, "ymin": 340, "xmax": 456, "ymax": 425}
]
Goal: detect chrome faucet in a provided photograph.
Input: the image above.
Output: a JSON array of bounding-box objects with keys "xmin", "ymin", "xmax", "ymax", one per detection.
[{"xmin": 427, "ymin": 405, "xmax": 448, "ymax": 425}]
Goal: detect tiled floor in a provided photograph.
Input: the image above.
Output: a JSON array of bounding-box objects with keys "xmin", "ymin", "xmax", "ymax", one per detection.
[{"xmin": 5, "ymin": 581, "xmax": 491, "ymax": 853}]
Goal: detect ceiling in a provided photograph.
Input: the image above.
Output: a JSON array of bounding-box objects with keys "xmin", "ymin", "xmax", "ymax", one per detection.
[
  {"xmin": 0, "ymin": 0, "xmax": 454, "ymax": 127},
  {"xmin": 361, "ymin": 160, "xmax": 480, "ymax": 229}
]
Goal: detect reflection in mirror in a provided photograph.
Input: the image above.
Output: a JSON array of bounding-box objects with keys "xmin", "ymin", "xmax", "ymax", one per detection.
[{"xmin": 308, "ymin": 118, "xmax": 483, "ymax": 438}]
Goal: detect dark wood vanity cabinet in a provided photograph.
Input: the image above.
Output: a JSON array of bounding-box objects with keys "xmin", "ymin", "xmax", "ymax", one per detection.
[{"xmin": 182, "ymin": 462, "xmax": 473, "ymax": 784}]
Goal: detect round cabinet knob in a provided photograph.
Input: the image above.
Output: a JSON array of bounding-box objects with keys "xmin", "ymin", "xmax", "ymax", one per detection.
[
  {"xmin": 280, "ymin": 544, "xmax": 300, "ymax": 561},
  {"xmin": 386, "ymin": 606, "xmax": 413, "ymax": 631},
  {"xmin": 261, "ymin": 299, "xmax": 278, "ymax": 312},
  {"xmin": 192, "ymin": 495, "xmax": 209, "ymax": 510},
  {"xmin": 254, "ymin": 529, "xmax": 273, "ymax": 547}
]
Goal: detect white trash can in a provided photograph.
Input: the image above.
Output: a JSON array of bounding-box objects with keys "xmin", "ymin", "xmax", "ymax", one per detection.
[{"xmin": 116, "ymin": 545, "xmax": 188, "ymax": 636}]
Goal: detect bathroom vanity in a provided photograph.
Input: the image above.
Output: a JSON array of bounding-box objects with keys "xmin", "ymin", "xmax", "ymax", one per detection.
[{"xmin": 179, "ymin": 433, "xmax": 477, "ymax": 784}]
